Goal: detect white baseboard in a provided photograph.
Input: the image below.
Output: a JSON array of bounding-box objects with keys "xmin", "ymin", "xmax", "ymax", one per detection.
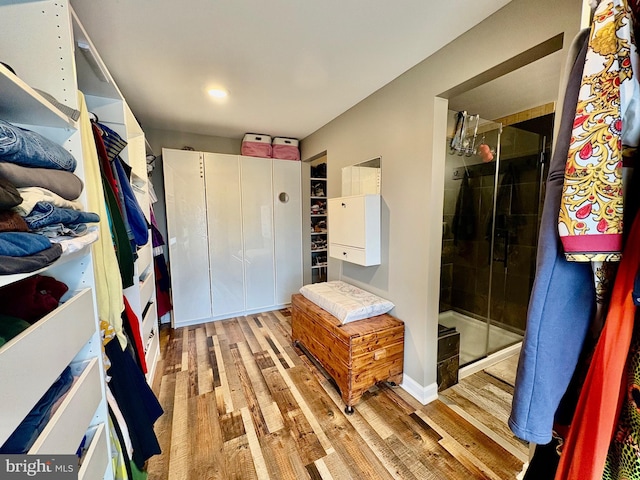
[{"xmin": 400, "ymin": 374, "xmax": 438, "ymax": 405}]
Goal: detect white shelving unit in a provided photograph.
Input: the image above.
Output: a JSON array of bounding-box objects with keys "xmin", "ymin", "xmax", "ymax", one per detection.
[
  {"xmin": 0, "ymin": 2, "xmax": 112, "ymax": 477},
  {"xmin": 310, "ymin": 160, "xmax": 328, "ymax": 283},
  {"xmin": 70, "ymin": 9, "xmax": 160, "ymax": 384},
  {"xmin": 0, "ymin": 1, "xmax": 159, "ymax": 477}
]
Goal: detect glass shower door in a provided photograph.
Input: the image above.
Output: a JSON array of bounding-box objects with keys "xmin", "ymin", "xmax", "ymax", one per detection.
[
  {"xmin": 486, "ymin": 125, "xmax": 545, "ymax": 356},
  {"xmin": 439, "ymin": 117, "xmax": 502, "ymax": 366},
  {"xmin": 440, "ymin": 115, "xmax": 545, "ymax": 366}
]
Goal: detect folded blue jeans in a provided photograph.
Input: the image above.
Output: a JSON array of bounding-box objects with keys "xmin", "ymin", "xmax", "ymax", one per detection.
[
  {"xmin": 24, "ymin": 201, "xmax": 99, "ymax": 230},
  {"xmin": 0, "ymin": 232, "xmax": 52, "ymax": 256},
  {"xmin": 34, "ymin": 222, "xmax": 88, "ymax": 238},
  {"xmin": 0, "ymin": 119, "xmax": 77, "ymax": 172}
]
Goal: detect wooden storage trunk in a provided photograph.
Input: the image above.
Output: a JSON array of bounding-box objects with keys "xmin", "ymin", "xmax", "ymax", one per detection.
[{"xmin": 291, "ymin": 293, "xmax": 404, "ymax": 412}]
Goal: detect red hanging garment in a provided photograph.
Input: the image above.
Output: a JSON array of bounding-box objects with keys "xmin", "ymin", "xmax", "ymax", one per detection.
[
  {"xmin": 123, "ymin": 296, "xmax": 148, "ymax": 374},
  {"xmin": 554, "ymin": 209, "xmax": 640, "ymax": 479}
]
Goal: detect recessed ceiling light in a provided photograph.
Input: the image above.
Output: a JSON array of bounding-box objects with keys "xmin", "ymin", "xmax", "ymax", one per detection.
[{"xmin": 208, "ymin": 88, "xmax": 228, "ymax": 98}]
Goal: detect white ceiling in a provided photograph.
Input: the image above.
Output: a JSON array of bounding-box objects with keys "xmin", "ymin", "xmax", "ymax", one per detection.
[
  {"xmin": 448, "ymin": 51, "xmax": 563, "ymax": 122},
  {"xmin": 70, "ymin": 0, "xmax": 513, "ymax": 141}
]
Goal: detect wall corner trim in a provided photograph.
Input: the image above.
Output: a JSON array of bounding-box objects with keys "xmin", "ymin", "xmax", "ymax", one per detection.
[{"xmin": 400, "ymin": 375, "xmax": 438, "ymax": 405}]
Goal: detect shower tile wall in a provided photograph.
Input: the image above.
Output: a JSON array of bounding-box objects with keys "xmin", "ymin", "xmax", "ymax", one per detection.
[{"xmin": 441, "ymin": 152, "xmax": 542, "ymax": 334}]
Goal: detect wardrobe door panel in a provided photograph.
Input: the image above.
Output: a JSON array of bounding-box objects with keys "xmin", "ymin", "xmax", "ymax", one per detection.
[
  {"xmin": 205, "ymin": 153, "xmax": 245, "ymax": 317},
  {"xmin": 163, "ymin": 149, "xmax": 212, "ymax": 326},
  {"xmin": 241, "ymin": 156, "xmax": 276, "ymax": 310},
  {"xmin": 273, "ymin": 159, "xmax": 303, "ymax": 305}
]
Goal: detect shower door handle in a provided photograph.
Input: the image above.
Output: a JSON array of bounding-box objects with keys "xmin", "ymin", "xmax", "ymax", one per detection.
[{"xmin": 502, "ymin": 235, "xmax": 508, "ymax": 269}]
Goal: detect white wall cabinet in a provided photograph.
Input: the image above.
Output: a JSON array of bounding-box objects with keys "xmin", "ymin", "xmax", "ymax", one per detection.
[
  {"xmin": 163, "ymin": 149, "xmax": 303, "ymax": 327},
  {"xmin": 328, "ymin": 194, "xmax": 381, "ymax": 266}
]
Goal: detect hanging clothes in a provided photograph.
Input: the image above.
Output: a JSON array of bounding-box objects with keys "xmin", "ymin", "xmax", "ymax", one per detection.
[
  {"xmin": 451, "ymin": 171, "xmax": 476, "ymax": 244},
  {"xmin": 78, "ymin": 92, "xmax": 126, "ymax": 348},
  {"xmin": 554, "ymin": 206, "xmax": 640, "ymax": 479},
  {"xmin": 558, "ymin": 0, "xmax": 640, "ymax": 262},
  {"xmin": 108, "ymin": 411, "xmax": 132, "ymax": 480},
  {"xmin": 488, "ymin": 163, "xmax": 523, "ymax": 266},
  {"xmin": 105, "ymin": 338, "xmax": 163, "ymax": 470},
  {"xmin": 97, "ymin": 122, "xmax": 149, "ymax": 248},
  {"xmin": 509, "ymin": 27, "xmax": 595, "ymax": 444},
  {"xmin": 112, "ymin": 156, "xmax": 149, "ymax": 247},
  {"xmin": 551, "ymin": 1, "xmax": 640, "ymax": 477},
  {"xmin": 92, "ymin": 121, "xmax": 135, "ymax": 290},
  {"xmin": 603, "ymin": 309, "xmax": 640, "ymax": 478},
  {"xmin": 122, "ymin": 296, "xmax": 147, "ymax": 375}
]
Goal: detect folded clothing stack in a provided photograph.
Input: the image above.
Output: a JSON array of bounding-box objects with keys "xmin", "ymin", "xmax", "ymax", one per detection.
[{"xmin": 0, "ymin": 118, "xmax": 100, "ymax": 274}]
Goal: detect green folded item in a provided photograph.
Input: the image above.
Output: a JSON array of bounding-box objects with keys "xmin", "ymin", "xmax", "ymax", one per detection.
[{"xmin": 0, "ymin": 314, "xmax": 31, "ymax": 346}]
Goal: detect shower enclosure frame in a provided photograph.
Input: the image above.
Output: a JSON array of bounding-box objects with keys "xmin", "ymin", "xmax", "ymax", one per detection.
[{"xmin": 440, "ymin": 114, "xmax": 546, "ymax": 368}]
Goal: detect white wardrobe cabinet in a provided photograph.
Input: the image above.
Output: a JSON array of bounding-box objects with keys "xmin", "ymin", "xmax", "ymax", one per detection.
[
  {"xmin": 273, "ymin": 159, "xmax": 303, "ymax": 305},
  {"xmin": 240, "ymin": 155, "xmax": 277, "ymax": 310},
  {"xmin": 163, "ymin": 149, "xmax": 303, "ymax": 327},
  {"xmin": 163, "ymin": 150, "xmax": 214, "ymax": 324},
  {"xmin": 328, "ymin": 194, "xmax": 381, "ymax": 266},
  {"xmin": 205, "ymin": 153, "xmax": 244, "ymax": 318}
]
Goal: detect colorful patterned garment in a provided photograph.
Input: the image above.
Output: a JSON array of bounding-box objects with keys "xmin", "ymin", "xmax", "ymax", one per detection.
[
  {"xmin": 558, "ymin": 0, "xmax": 640, "ymax": 262},
  {"xmin": 603, "ymin": 311, "xmax": 640, "ymax": 479}
]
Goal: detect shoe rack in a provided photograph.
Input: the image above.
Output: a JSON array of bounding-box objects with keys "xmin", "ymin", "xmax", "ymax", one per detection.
[{"xmin": 310, "ymin": 159, "xmax": 327, "ymax": 283}]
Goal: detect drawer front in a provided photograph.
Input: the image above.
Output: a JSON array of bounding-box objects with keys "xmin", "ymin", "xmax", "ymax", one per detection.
[
  {"xmin": 145, "ymin": 326, "xmax": 160, "ymax": 384},
  {"xmin": 140, "ymin": 272, "xmax": 155, "ymax": 307},
  {"xmin": 329, "ymin": 243, "xmax": 366, "ymax": 265},
  {"xmin": 351, "ymin": 340, "xmax": 404, "ymax": 374},
  {"xmin": 30, "ymin": 358, "xmax": 102, "ymax": 454},
  {"xmin": 352, "ymin": 354, "xmax": 404, "ymax": 391},
  {"xmin": 79, "ymin": 423, "xmax": 109, "ymax": 480},
  {"xmin": 0, "ymin": 289, "xmax": 95, "ymax": 444},
  {"xmin": 136, "ymin": 242, "xmax": 152, "ymax": 276},
  {"xmin": 351, "ymin": 325, "xmax": 405, "ymax": 355},
  {"xmin": 142, "ymin": 302, "xmax": 158, "ymax": 342}
]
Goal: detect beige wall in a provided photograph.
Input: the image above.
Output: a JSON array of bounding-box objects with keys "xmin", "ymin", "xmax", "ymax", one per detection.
[
  {"xmin": 300, "ymin": 0, "xmax": 583, "ymax": 396},
  {"xmin": 145, "ymin": 126, "xmax": 241, "ymax": 156}
]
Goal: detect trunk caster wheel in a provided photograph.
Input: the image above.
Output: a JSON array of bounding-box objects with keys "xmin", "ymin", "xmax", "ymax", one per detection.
[{"xmin": 344, "ymin": 405, "xmax": 354, "ymax": 415}]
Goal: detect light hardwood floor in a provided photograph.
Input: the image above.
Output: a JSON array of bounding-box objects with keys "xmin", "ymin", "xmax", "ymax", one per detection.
[{"xmin": 147, "ymin": 309, "xmax": 527, "ymax": 480}]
